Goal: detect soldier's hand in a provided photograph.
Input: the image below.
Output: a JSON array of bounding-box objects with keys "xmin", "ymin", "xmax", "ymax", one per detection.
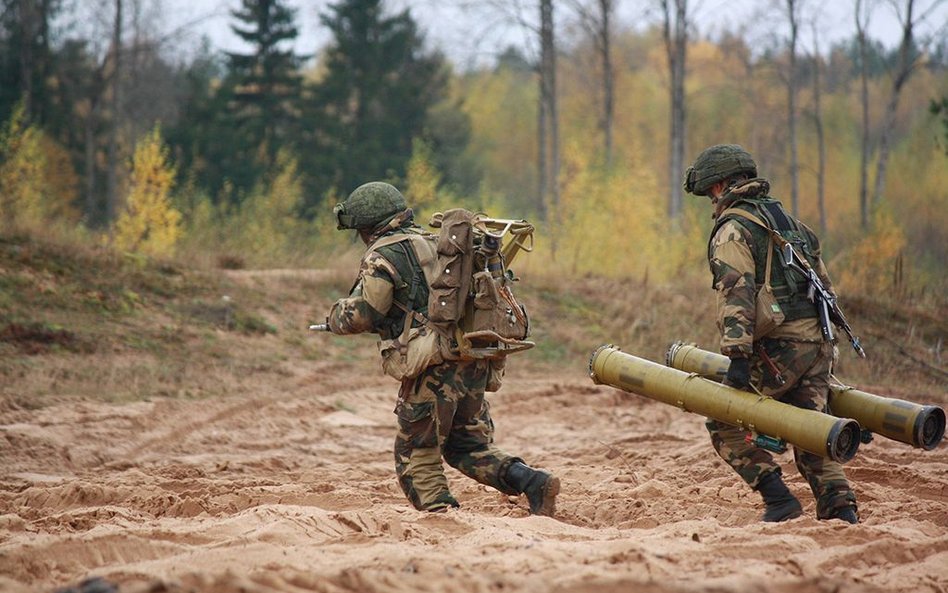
[{"xmin": 724, "ymin": 356, "xmax": 751, "ymax": 389}]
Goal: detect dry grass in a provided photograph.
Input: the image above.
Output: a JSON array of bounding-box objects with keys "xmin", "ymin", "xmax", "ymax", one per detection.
[{"xmin": 1, "ymin": 230, "xmax": 945, "ymax": 409}]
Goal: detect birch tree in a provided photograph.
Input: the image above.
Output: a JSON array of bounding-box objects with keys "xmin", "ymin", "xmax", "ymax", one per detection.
[
  {"xmin": 871, "ymin": 0, "xmax": 943, "ymax": 206},
  {"xmin": 567, "ymin": 0, "xmax": 616, "ymax": 166},
  {"xmin": 784, "ymin": 0, "xmax": 801, "ymax": 217},
  {"xmin": 661, "ymin": 0, "xmax": 687, "ymax": 220},
  {"xmin": 539, "ymin": 0, "xmax": 561, "ymax": 242},
  {"xmin": 855, "ymin": 0, "xmax": 872, "ymax": 228}
]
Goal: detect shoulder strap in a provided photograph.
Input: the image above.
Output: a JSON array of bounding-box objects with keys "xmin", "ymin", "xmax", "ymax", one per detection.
[
  {"xmin": 366, "ymin": 232, "xmax": 413, "ymax": 253},
  {"xmin": 719, "ymin": 208, "xmax": 776, "ymax": 289},
  {"xmin": 720, "ymin": 207, "xmax": 773, "ymax": 234}
]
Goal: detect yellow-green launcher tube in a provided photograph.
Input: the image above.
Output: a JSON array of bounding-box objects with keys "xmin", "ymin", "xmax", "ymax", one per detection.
[
  {"xmin": 589, "ymin": 345, "xmax": 861, "ymax": 463},
  {"xmin": 665, "ymin": 341, "xmax": 946, "ymax": 451}
]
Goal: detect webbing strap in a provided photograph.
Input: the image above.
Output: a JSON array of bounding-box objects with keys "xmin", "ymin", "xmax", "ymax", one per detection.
[
  {"xmin": 365, "ymin": 232, "xmax": 427, "ymax": 340},
  {"xmin": 760, "ymin": 201, "xmax": 794, "ymax": 232},
  {"xmin": 720, "ymin": 208, "xmax": 776, "ymax": 290}
]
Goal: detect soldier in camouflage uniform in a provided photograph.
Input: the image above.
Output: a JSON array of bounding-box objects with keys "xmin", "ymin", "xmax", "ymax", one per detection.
[
  {"xmin": 326, "ymin": 181, "xmax": 559, "ymax": 515},
  {"xmin": 683, "ymin": 145, "xmax": 859, "ymax": 524}
]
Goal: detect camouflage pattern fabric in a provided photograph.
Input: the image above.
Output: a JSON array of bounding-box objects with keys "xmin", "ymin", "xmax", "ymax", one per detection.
[
  {"xmin": 327, "ymin": 251, "xmax": 399, "ymax": 335},
  {"xmin": 709, "ymin": 219, "xmax": 758, "ymax": 358},
  {"xmin": 683, "ymin": 144, "xmax": 758, "ymax": 196},
  {"xmin": 394, "ymin": 359, "xmax": 520, "ymax": 511},
  {"xmin": 335, "ymin": 182, "xmax": 408, "ymax": 230},
  {"xmin": 706, "ymin": 215, "xmax": 858, "ymax": 519},
  {"xmin": 328, "ymin": 226, "xmax": 523, "ymax": 512}
]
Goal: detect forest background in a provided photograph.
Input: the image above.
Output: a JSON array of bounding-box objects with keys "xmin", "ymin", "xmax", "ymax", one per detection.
[{"xmin": 1, "ymin": 0, "xmax": 947, "ymax": 300}]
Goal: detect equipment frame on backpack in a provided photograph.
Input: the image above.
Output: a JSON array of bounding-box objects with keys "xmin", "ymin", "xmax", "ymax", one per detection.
[{"xmin": 428, "ymin": 209, "xmax": 536, "ymax": 361}]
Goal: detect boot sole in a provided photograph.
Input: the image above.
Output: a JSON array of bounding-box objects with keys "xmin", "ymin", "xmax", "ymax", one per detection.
[{"xmin": 534, "ymin": 476, "xmax": 560, "ymax": 517}]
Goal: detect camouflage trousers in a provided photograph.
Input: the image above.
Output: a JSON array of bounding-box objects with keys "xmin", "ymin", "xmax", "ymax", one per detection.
[
  {"xmin": 706, "ymin": 338, "xmax": 857, "ymax": 518},
  {"xmin": 393, "ymin": 359, "xmax": 520, "ymax": 511}
]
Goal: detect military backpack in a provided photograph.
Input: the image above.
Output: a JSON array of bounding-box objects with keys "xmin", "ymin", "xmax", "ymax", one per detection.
[{"xmin": 370, "ymin": 209, "xmax": 535, "ymax": 384}]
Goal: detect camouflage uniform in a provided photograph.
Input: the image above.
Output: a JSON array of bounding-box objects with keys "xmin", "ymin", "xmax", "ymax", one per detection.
[
  {"xmin": 705, "ymin": 180, "xmax": 857, "ymax": 519},
  {"xmin": 328, "ymin": 223, "xmax": 523, "ymax": 512},
  {"xmin": 393, "ymin": 359, "xmax": 522, "ymax": 510}
]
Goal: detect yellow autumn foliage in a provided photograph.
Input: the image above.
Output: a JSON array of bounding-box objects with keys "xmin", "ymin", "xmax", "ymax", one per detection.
[
  {"xmin": 114, "ymin": 127, "xmax": 181, "ymax": 256},
  {"xmin": 224, "ymin": 148, "xmax": 309, "ymax": 263},
  {"xmin": 832, "ymin": 209, "xmax": 907, "ymax": 296},
  {"xmin": 405, "ymin": 138, "xmax": 441, "ymax": 214},
  {"xmin": 0, "ymin": 103, "xmax": 78, "ymax": 231}
]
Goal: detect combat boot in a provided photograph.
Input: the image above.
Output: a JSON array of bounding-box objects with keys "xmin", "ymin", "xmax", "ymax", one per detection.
[
  {"xmin": 827, "ymin": 506, "xmax": 859, "ymax": 524},
  {"xmin": 755, "ymin": 472, "xmax": 803, "ymax": 522},
  {"xmin": 503, "ymin": 461, "xmax": 560, "ymax": 517}
]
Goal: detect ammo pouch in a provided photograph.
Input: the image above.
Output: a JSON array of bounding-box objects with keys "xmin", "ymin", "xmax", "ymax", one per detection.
[
  {"xmin": 378, "ymin": 323, "xmax": 444, "ymax": 382},
  {"xmin": 468, "ymin": 271, "xmax": 530, "ymax": 342},
  {"xmin": 486, "ymin": 357, "xmax": 506, "ymax": 392},
  {"xmin": 428, "ymin": 209, "xmax": 474, "ymax": 325},
  {"xmin": 754, "ymin": 236, "xmax": 785, "ymax": 339}
]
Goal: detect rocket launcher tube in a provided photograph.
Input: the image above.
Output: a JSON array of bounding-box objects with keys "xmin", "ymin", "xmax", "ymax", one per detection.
[
  {"xmin": 590, "ymin": 345, "xmax": 861, "ymax": 463},
  {"xmin": 665, "ymin": 341, "xmax": 946, "ymax": 451}
]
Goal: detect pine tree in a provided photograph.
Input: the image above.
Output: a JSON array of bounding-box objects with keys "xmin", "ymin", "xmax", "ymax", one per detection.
[
  {"xmin": 302, "ymin": 0, "xmax": 449, "ymax": 204},
  {"xmin": 224, "ymin": 0, "xmax": 303, "ymax": 194},
  {"xmin": 165, "ymin": 43, "xmax": 241, "ymax": 203},
  {"xmin": 0, "ymin": 0, "xmax": 62, "ymax": 126}
]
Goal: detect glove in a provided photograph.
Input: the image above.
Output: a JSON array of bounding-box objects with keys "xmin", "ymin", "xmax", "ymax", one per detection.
[{"xmin": 724, "ymin": 356, "xmax": 751, "ymax": 389}]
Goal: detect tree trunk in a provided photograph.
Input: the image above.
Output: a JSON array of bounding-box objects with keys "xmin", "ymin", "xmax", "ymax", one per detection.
[
  {"xmin": 812, "ymin": 40, "xmax": 826, "ymax": 235},
  {"xmin": 18, "ymin": 0, "xmax": 37, "ymax": 119},
  {"xmin": 872, "ymin": 0, "xmax": 917, "ymax": 207},
  {"xmin": 84, "ymin": 104, "xmax": 98, "ymax": 223},
  {"xmin": 537, "ymin": 59, "xmax": 548, "ymax": 224},
  {"xmin": 539, "ymin": 0, "xmax": 560, "ymax": 256},
  {"xmin": 598, "ymin": 0, "xmax": 614, "ymax": 167},
  {"xmin": 662, "ymin": 0, "xmax": 687, "ymax": 220},
  {"xmin": 855, "ymin": 0, "xmax": 871, "ymax": 229},
  {"xmin": 786, "ymin": 0, "xmax": 799, "ymax": 217},
  {"xmin": 106, "ymin": 0, "xmax": 123, "ymax": 224}
]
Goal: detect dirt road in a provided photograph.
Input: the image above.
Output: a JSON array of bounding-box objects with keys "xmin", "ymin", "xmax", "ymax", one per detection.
[{"xmin": 1, "ymin": 358, "xmax": 947, "ymax": 593}]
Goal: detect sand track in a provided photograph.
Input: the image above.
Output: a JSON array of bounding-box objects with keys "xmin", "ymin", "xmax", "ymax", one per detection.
[{"xmin": 1, "ymin": 369, "xmax": 946, "ymax": 593}]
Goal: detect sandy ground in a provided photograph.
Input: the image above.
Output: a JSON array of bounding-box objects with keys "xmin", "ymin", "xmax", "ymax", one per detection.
[{"xmin": 1, "ymin": 356, "xmax": 947, "ymax": 593}]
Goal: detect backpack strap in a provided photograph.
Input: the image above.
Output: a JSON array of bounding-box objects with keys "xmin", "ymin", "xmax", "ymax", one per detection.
[
  {"xmin": 719, "ymin": 207, "xmax": 777, "ymax": 290},
  {"xmin": 719, "ymin": 207, "xmax": 773, "ymax": 236}
]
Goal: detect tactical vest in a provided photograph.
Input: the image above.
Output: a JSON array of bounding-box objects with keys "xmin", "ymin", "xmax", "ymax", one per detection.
[
  {"xmin": 710, "ymin": 197, "xmax": 819, "ymax": 323},
  {"xmin": 366, "ymin": 228, "xmax": 439, "ymax": 340}
]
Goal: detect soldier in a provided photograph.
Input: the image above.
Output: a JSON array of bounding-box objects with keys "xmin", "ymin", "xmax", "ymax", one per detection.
[
  {"xmin": 682, "ymin": 145, "xmax": 859, "ymax": 524},
  {"xmin": 325, "ymin": 181, "xmax": 559, "ymax": 515}
]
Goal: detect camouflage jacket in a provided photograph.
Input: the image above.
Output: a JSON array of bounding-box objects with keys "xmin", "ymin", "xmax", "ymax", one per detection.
[
  {"xmin": 709, "ymin": 183, "xmax": 835, "ymax": 358},
  {"xmin": 328, "ymin": 225, "xmax": 436, "ymax": 339}
]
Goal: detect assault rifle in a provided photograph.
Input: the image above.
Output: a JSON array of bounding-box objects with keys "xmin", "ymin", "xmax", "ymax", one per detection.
[
  {"xmin": 309, "ymin": 323, "xmax": 329, "ymax": 332},
  {"xmin": 723, "ymin": 207, "xmax": 867, "ymax": 359},
  {"xmin": 778, "ymin": 239, "xmax": 867, "ymax": 358}
]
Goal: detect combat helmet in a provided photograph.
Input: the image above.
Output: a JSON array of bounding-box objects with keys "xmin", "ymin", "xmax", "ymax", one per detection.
[
  {"xmin": 683, "ymin": 144, "xmax": 757, "ymax": 196},
  {"xmin": 334, "ymin": 182, "xmax": 408, "ymax": 230}
]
